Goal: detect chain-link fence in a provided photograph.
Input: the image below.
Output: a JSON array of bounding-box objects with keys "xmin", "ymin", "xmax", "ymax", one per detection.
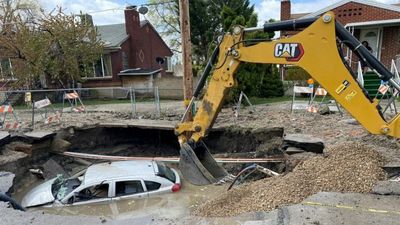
[{"xmin": 0, "ymin": 87, "xmax": 184, "ymax": 130}]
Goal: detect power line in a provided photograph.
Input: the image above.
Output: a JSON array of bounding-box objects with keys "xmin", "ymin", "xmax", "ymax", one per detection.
[{"xmin": 86, "ymin": 1, "xmax": 175, "ymax": 14}]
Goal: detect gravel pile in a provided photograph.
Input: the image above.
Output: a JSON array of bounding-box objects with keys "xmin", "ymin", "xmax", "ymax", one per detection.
[{"xmin": 194, "ymin": 142, "xmax": 387, "ymax": 217}]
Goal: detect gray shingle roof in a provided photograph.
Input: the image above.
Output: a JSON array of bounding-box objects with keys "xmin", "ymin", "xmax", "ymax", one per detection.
[{"xmin": 96, "ymin": 23, "xmax": 129, "ymax": 47}]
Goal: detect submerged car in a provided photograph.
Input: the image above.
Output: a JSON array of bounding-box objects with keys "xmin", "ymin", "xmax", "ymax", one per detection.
[{"xmin": 21, "ymin": 160, "xmax": 181, "ymax": 208}]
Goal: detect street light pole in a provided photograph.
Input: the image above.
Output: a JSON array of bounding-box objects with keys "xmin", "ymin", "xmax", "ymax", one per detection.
[{"xmin": 179, "ymin": 0, "xmax": 193, "ymax": 121}]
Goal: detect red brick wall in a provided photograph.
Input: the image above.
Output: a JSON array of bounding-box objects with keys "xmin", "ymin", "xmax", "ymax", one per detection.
[
  {"xmin": 331, "ymin": 3, "xmax": 400, "ymax": 68},
  {"xmin": 331, "ymin": 2, "xmax": 400, "ymax": 25},
  {"xmin": 83, "ymin": 79, "xmax": 122, "ymax": 88},
  {"xmin": 381, "ymin": 26, "xmax": 400, "ymax": 67},
  {"xmin": 141, "ymin": 23, "xmax": 173, "ymax": 76},
  {"xmin": 86, "ymin": 8, "xmax": 173, "ymax": 87},
  {"xmin": 125, "ymin": 7, "xmax": 140, "ymax": 67},
  {"xmin": 125, "ymin": 8, "xmax": 172, "ymax": 77},
  {"xmin": 281, "ymin": 2, "xmax": 400, "ymax": 69},
  {"xmin": 281, "ymin": 0, "xmax": 291, "ymax": 21}
]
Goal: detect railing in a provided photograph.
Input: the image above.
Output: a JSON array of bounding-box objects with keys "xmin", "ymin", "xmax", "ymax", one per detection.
[{"xmin": 0, "ymin": 87, "xmax": 185, "ymax": 130}]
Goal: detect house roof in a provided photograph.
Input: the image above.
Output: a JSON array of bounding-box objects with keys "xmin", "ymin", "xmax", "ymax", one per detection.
[
  {"xmin": 346, "ymin": 18, "xmax": 400, "ymax": 27},
  {"xmin": 97, "ymin": 23, "xmax": 129, "ymax": 47},
  {"xmin": 140, "ymin": 20, "xmax": 149, "ymax": 27},
  {"xmin": 96, "ymin": 20, "xmax": 172, "ymax": 56},
  {"xmin": 118, "ymin": 68, "xmax": 162, "ymax": 76},
  {"xmin": 300, "ymin": 0, "xmax": 400, "ymax": 19},
  {"xmin": 290, "ymin": 13, "xmax": 308, "ymax": 19}
]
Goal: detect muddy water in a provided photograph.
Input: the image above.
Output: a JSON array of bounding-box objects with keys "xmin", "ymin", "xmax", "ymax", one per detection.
[{"xmin": 13, "ymin": 174, "xmax": 225, "ymax": 220}]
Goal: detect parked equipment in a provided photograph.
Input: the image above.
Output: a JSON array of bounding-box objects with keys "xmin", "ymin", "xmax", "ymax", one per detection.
[{"xmin": 174, "ymin": 12, "xmax": 400, "ymax": 185}]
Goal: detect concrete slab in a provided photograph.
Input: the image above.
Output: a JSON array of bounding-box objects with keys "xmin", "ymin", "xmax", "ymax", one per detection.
[
  {"xmin": 285, "ymin": 147, "xmax": 305, "ymax": 154},
  {"xmin": 305, "ymin": 192, "xmax": 400, "ymax": 210},
  {"xmin": 382, "ymin": 162, "xmax": 400, "ymax": 177},
  {"xmin": 283, "ymin": 134, "xmax": 325, "ymax": 153},
  {"xmin": 99, "ymin": 122, "xmax": 128, "ymax": 128},
  {"xmin": 0, "ymin": 150, "xmax": 28, "ymax": 165},
  {"xmin": 0, "ymin": 131, "xmax": 10, "ymax": 146},
  {"xmin": 127, "ymin": 120, "xmax": 175, "ymax": 130},
  {"xmin": 235, "ymin": 192, "xmax": 400, "ymax": 225},
  {"xmin": 0, "ymin": 171, "xmax": 14, "ymax": 193},
  {"xmin": 42, "ymin": 159, "xmax": 68, "ymax": 179},
  {"xmin": 22, "ymin": 131, "xmax": 56, "ymax": 141},
  {"xmin": 373, "ymin": 181, "xmax": 400, "ymax": 195},
  {"xmin": 99, "ymin": 120, "xmax": 226, "ymax": 131}
]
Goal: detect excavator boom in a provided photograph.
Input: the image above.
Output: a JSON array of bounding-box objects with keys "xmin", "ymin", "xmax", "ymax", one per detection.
[{"xmin": 175, "ymin": 12, "xmax": 400, "ymax": 185}]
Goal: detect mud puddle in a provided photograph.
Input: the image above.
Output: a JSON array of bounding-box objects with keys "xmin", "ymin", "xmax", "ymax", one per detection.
[{"xmin": 12, "ymin": 172, "xmax": 225, "ymax": 220}]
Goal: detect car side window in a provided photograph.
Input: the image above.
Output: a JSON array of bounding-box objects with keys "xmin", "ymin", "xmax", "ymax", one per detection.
[
  {"xmin": 115, "ymin": 180, "xmax": 144, "ymax": 196},
  {"xmin": 144, "ymin": 181, "xmax": 161, "ymax": 191},
  {"xmin": 74, "ymin": 183, "xmax": 109, "ymax": 203}
]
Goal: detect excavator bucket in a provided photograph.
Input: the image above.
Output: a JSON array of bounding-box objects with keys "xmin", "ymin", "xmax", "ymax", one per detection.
[{"xmin": 179, "ymin": 141, "xmax": 228, "ymax": 185}]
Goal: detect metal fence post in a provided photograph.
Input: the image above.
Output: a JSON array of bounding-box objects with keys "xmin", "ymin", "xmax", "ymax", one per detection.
[
  {"xmin": 154, "ymin": 86, "xmax": 160, "ymax": 118},
  {"xmin": 31, "ymin": 99, "xmax": 35, "ymax": 129},
  {"xmin": 130, "ymin": 87, "xmax": 136, "ymax": 118}
]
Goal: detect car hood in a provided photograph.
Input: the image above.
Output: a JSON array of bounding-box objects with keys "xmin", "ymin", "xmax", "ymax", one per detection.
[{"xmin": 21, "ymin": 178, "xmax": 57, "ymax": 208}]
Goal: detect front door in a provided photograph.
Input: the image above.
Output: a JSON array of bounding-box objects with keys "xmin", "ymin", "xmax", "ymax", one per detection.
[{"xmin": 360, "ymin": 28, "xmax": 381, "ymax": 59}]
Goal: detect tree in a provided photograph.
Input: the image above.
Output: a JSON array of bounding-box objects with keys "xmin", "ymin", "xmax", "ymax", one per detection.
[
  {"xmin": 229, "ymin": 25, "xmax": 284, "ymax": 101},
  {"xmin": 147, "ymin": 0, "xmax": 181, "ymax": 54},
  {"xmin": 148, "ymin": 0, "xmax": 257, "ymax": 63},
  {"xmin": 147, "ymin": 0, "xmax": 283, "ymax": 99},
  {"xmin": 0, "ymin": 1, "xmax": 103, "ymax": 88}
]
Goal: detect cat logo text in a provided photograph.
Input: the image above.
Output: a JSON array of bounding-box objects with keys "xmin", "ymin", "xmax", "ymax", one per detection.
[{"xmin": 274, "ymin": 43, "xmax": 304, "ymax": 62}]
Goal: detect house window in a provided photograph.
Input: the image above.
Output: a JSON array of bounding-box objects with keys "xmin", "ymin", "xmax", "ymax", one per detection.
[
  {"xmin": 93, "ymin": 54, "xmax": 112, "ymax": 77},
  {"xmin": 0, "ymin": 58, "xmax": 14, "ymax": 80},
  {"xmin": 122, "ymin": 52, "xmax": 129, "ymax": 70},
  {"xmin": 365, "ymin": 32, "xmax": 377, "ymax": 38},
  {"xmin": 165, "ymin": 56, "xmax": 172, "ymax": 72}
]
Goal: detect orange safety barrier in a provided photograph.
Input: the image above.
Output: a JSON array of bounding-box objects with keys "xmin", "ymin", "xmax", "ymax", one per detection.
[
  {"xmin": 0, "ymin": 105, "xmax": 13, "ymax": 113},
  {"xmin": 64, "ymin": 91, "xmax": 80, "ymax": 99}
]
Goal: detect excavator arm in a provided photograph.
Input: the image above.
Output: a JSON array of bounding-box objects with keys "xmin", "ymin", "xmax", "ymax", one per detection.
[{"xmin": 175, "ymin": 12, "xmax": 400, "ymax": 185}]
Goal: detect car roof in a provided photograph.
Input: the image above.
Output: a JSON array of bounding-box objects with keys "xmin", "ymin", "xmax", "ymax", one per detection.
[{"xmin": 83, "ymin": 160, "xmax": 159, "ymax": 185}]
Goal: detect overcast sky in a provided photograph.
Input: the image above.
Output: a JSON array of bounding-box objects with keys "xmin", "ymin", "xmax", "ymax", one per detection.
[{"xmin": 38, "ymin": 0, "xmax": 400, "ymax": 25}]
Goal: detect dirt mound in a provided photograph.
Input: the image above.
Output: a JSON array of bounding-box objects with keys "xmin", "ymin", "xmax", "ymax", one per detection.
[{"xmin": 194, "ymin": 142, "xmax": 387, "ymax": 217}]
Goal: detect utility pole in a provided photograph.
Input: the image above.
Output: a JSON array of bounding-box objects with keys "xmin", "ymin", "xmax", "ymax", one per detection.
[{"xmin": 179, "ymin": 0, "xmax": 193, "ymax": 121}]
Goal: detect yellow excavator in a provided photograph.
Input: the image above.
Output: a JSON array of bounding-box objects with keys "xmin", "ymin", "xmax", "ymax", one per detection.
[{"xmin": 174, "ymin": 12, "xmax": 400, "ymax": 185}]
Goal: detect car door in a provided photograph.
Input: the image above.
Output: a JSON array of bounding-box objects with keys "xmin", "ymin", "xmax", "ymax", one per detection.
[
  {"xmin": 111, "ymin": 179, "xmax": 148, "ymax": 201},
  {"xmin": 68, "ymin": 181, "xmax": 112, "ymax": 206}
]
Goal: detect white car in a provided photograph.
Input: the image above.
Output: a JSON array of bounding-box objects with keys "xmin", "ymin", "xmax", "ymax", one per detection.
[{"xmin": 21, "ymin": 160, "xmax": 181, "ymax": 208}]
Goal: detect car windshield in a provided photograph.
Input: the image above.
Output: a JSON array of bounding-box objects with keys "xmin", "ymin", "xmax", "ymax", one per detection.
[
  {"xmin": 156, "ymin": 162, "xmax": 176, "ymax": 183},
  {"xmin": 51, "ymin": 174, "xmax": 82, "ymax": 200}
]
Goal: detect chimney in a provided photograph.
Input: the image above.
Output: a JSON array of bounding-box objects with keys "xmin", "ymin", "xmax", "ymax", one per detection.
[
  {"xmin": 80, "ymin": 14, "xmax": 93, "ymax": 27},
  {"xmin": 280, "ymin": 0, "xmax": 291, "ymax": 21},
  {"xmin": 124, "ymin": 5, "xmax": 140, "ymax": 36}
]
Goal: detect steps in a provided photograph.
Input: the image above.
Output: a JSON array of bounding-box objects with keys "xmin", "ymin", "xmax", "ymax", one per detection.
[{"xmin": 363, "ymin": 71, "xmax": 391, "ymax": 99}]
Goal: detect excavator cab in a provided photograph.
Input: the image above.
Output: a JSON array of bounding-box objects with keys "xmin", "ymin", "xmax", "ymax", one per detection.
[{"xmin": 175, "ymin": 12, "xmax": 400, "ymax": 185}]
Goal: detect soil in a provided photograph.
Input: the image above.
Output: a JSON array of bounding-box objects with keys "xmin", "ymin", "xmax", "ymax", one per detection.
[
  {"xmin": 193, "ymin": 142, "xmax": 387, "ymax": 217},
  {"xmin": 2, "ymin": 101, "xmax": 400, "ymax": 223}
]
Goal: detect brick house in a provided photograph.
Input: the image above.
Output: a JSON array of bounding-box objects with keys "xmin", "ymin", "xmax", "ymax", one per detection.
[
  {"xmin": 83, "ymin": 6, "xmax": 173, "ymax": 89},
  {"xmin": 280, "ymin": 0, "xmax": 400, "ymax": 71}
]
